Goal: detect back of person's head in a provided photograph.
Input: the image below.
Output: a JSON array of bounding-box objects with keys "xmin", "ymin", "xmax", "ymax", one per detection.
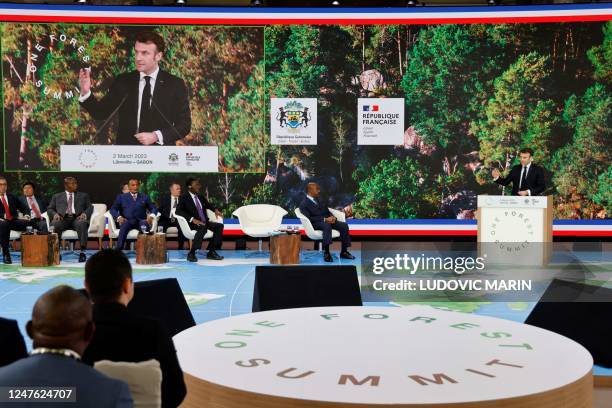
[
  {"xmin": 27, "ymin": 285, "xmax": 93, "ymax": 355},
  {"xmin": 85, "ymin": 249, "xmax": 133, "ymax": 305}
]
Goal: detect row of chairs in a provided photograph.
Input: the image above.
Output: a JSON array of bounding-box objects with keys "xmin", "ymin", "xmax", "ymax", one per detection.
[{"xmin": 7, "ymin": 204, "xmax": 345, "ymax": 251}]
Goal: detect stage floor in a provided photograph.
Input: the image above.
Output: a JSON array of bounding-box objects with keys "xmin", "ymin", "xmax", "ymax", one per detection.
[{"xmin": 0, "ymin": 248, "xmax": 610, "ymax": 378}]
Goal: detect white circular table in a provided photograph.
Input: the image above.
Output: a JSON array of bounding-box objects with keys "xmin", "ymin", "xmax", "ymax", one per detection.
[{"xmin": 174, "ymin": 305, "xmax": 593, "ymax": 408}]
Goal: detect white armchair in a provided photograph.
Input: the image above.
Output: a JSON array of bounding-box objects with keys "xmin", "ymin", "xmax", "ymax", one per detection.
[
  {"xmin": 232, "ymin": 205, "xmax": 288, "ymax": 251},
  {"xmin": 94, "ymin": 359, "xmax": 162, "ymax": 408},
  {"xmin": 295, "ymin": 207, "xmax": 346, "ymax": 250},
  {"xmin": 105, "ymin": 211, "xmax": 160, "ymax": 249},
  {"xmin": 175, "ymin": 209, "xmax": 223, "ymax": 251},
  {"xmin": 42, "ymin": 203, "xmax": 107, "ymax": 250}
]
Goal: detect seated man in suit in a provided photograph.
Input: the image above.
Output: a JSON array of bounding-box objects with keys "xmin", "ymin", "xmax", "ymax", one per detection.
[
  {"xmin": 492, "ymin": 147, "xmax": 546, "ymax": 196},
  {"xmin": 0, "ymin": 285, "xmax": 133, "ymax": 408},
  {"xmin": 110, "ymin": 179, "xmax": 157, "ymax": 250},
  {"xmin": 19, "ymin": 181, "xmax": 48, "ymax": 232},
  {"xmin": 175, "ymin": 177, "xmax": 223, "ymax": 262},
  {"xmin": 0, "ymin": 317, "xmax": 27, "ymax": 367},
  {"xmin": 0, "ymin": 176, "xmax": 30, "ymax": 264},
  {"xmin": 83, "ymin": 249, "xmax": 186, "ymax": 408},
  {"xmin": 299, "ymin": 182, "xmax": 354, "ymax": 263},
  {"xmin": 47, "ymin": 176, "xmax": 93, "ymax": 263},
  {"xmin": 157, "ymin": 182, "xmax": 186, "ymax": 250}
]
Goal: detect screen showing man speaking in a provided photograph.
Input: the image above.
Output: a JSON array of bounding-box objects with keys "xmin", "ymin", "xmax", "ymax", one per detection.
[{"xmin": 2, "ymin": 23, "xmax": 265, "ymax": 173}]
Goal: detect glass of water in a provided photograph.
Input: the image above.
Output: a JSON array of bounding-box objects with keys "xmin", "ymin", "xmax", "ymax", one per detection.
[
  {"xmin": 49, "ymin": 226, "xmax": 55, "ymax": 234},
  {"xmin": 141, "ymin": 224, "xmax": 147, "ymax": 234},
  {"xmin": 26, "ymin": 226, "xmax": 33, "ymax": 234},
  {"xmin": 157, "ymin": 226, "xmax": 164, "ymax": 234}
]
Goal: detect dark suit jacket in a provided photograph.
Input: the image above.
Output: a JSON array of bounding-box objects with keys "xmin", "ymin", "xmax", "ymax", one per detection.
[
  {"xmin": 299, "ymin": 196, "xmax": 332, "ymax": 225},
  {"xmin": 158, "ymin": 194, "xmax": 180, "ymax": 225},
  {"xmin": 18, "ymin": 195, "xmax": 47, "ymax": 218},
  {"xmin": 110, "ymin": 193, "xmax": 157, "ymax": 222},
  {"xmin": 0, "ymin": 193, "xmax": 28, "ymax": 221},
  {"xmin": 80, "ymin": 69, "xmax": 191, "ymax": 145},
  {"xmin": 175, "ymin": 192, "xmax": 215, "ymax": 224},
  {"xmin": 0, "ymin": 318, "xmax": 27, "ymax": 368},
  {"xmin": 0, "ymin": 354, "xmax": 132, "ymax": 407},
  {"xmin": 495, "ymin": 163, "xmax": 546, "ymax": 196},
  {"xmin": 83, "ymin": 302, "xmax": 186, "ymax": 408},
  {"xmin": 47, "ymin": 191, "xmax": 93, "ymax": 220}
]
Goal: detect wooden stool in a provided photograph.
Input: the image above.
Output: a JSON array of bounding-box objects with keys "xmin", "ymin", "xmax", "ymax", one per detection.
[
  {"xmin": 269, "ymin": 234, "xmax": 300, "ymax": 264},
  {"xmin": 21, "ymin": 233, "xmax": 60, "ymax": 267},
  {"xmin": 136, "ymin": 233, "xmax": 167, "ymax": 265}
]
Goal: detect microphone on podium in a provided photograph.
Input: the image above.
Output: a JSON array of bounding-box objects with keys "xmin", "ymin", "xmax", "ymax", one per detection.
[
  {"xmin": 150, "ymin": 98, "xmax": 184, "ymax": 143},
  {"xmin": 91, "ymin": 93, "xmax": 129, "ymax": 142}
]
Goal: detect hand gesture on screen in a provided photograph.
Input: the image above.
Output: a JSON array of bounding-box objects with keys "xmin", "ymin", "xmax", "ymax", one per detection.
[{"xmin": 79, "ymin": 68, "xmax": 91, "ymax": 96}]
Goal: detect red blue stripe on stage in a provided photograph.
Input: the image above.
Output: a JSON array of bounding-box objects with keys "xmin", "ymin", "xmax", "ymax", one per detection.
[
  {"xmin": 0, "ymin": 4, "xmax": 610, "ymax": 25},
  {"xmin": 220, "ymin": 219, "xmax": 612, "ymax": 237}
]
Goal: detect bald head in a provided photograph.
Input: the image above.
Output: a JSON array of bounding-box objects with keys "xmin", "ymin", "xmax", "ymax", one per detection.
[
  {"xmin": 27, "ymin": 285, "xmax": 94, "ymax": 354},
  {"xmin": 307, "ymin": 182, "xmax": 320, "ymax": 198}
]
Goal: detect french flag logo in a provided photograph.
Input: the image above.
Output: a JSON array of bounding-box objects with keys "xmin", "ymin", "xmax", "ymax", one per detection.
[{"xmin": 363, "ymin": 105, "xmax": 379, "ymax": 112}]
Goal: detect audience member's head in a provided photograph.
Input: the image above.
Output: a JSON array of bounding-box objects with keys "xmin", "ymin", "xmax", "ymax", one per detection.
[
  {"xmin": 169, "ymin": 182, "xmax": 181, "ymax": 197},
  {"xmin": 185, "ymin": 177, "xmax": 201, "ymax": 193},
  {"xmin": 22, "ymin": 181, "xmax": 36, "ymax": 197},
  {"xmin": 64, "ymin": 176, "xmax": 78, "ymax": 193},
  {"xmin": 307, "ymin": 182, "xmax": 321, "ymax": 198},
  {"xmin": 0, "ymin": 176, "xmax": 8, "ymax": 195},
  {"xmin": 121, "ymin": 182, "xmax": 129, "ymax": 194},
  {"xmin": 127, "ymin": 179, "xmax": 141, "ymax": 194},
  {"xmin": 26, "ymin": 285, "xmax": 94, "ymax": 356},
  {"xmin": 85, "ymin": 249, "xmax": 134, "ymax": 306}
]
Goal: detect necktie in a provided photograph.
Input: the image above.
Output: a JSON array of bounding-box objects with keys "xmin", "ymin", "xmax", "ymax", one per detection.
[
  {"xmin": 28, "ymin": 196, "xmax": 42, "ymax": 218},
  {"xmin": 1, "ymin": 195, "xmax": 12, "ymax": 221},
  {"xmin": 172, "ymin": 197, "xmax": 177, "ymax": 209},
  {"xmin": 194, "ymin": 195, "xmax": 206, "ymax": 221},
  {"xmin": 67, "ymin": 193, "xmax": 74, "ymax": 215},
  {"xmin": 138, "ymin": 76, "xmax": 153, "ymax": 133},
  {"xmin": 519, "ymin": 166, "xmax": 528, "ymax": 190},
  {"xmin": 132, "ymin": 193, "xmax": 137, "ymax": 201}
]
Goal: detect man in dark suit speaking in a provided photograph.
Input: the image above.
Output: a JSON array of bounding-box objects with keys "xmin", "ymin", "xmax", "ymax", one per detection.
[
  {"xmin": 79, "ymin": 31, "xmax": 191, "ymax": 146},
  {"xmin": 492, "ymin": 148, "xmax": 546, "ymax": 196}
]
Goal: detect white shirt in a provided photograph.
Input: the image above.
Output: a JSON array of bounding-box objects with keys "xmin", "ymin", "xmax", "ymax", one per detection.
[
  {"xmin": 65, "ymin": 191, "xmax": 76, "ymax": 214},
  {"xmin": 79, "ymin": 66, "xmax": 164, "ymax": 145},
  {"xmin": 518, "ymin": 162, "xmax": 532, "ymax": 195},
  {"xmin": 170, "ymin": 195, "xmax": 179, "ymax": 217},
  {"xmin": 1, "ymin": 194, "xmax": 10, "ymax": 215},
  {"xmin": 25, "ymin": 195, "xmax": 41, "ymax": 216}
]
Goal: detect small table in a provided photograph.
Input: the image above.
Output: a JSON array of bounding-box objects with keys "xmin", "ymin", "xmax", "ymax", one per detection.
[
  {"xmin": 269, "ymin": 234, "xmax": 300, "ymax": 264},
  {"xmin": 21, "ymin": 233, "xmax": 60, "ymax": 267},
  {"xmin": 174, "ymin": 306, "xmax": 593, "ymax": 408},
  {"xmin": 136, "ymin": 233, "xmax": 167, "ymax": 265}
]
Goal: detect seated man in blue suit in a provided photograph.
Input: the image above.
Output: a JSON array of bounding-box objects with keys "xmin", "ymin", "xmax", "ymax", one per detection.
[
  {"xmin": 110, "ymin": 179, "xmax": 157, "ymax": 250},
  {"xmin": 298, "ymin": 182, "xmax": 354, "ymax": 263},
  {"xmin": 0, "ymin": 285, "xmax": 133, "ymax": 408}
]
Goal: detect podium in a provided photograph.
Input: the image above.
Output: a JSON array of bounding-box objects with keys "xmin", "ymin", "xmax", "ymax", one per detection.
[{"xmin": 476, "ymin": 195, "xmax": 552, "ymax": 265}]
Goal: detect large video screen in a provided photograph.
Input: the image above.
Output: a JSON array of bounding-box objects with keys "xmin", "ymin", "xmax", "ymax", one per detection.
[
  {"xmin": 1, "ymin": 15, "xmax": 610, "ymax": 220},
  {"xmin": 2, "ymin": 23, "xmax": 265, "ymax": 173}
]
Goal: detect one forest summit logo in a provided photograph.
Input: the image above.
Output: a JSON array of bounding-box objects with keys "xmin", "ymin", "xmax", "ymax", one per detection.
[{"xmin": 28, "ymin": 33, "xmax": 92, "ymax": 100}]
